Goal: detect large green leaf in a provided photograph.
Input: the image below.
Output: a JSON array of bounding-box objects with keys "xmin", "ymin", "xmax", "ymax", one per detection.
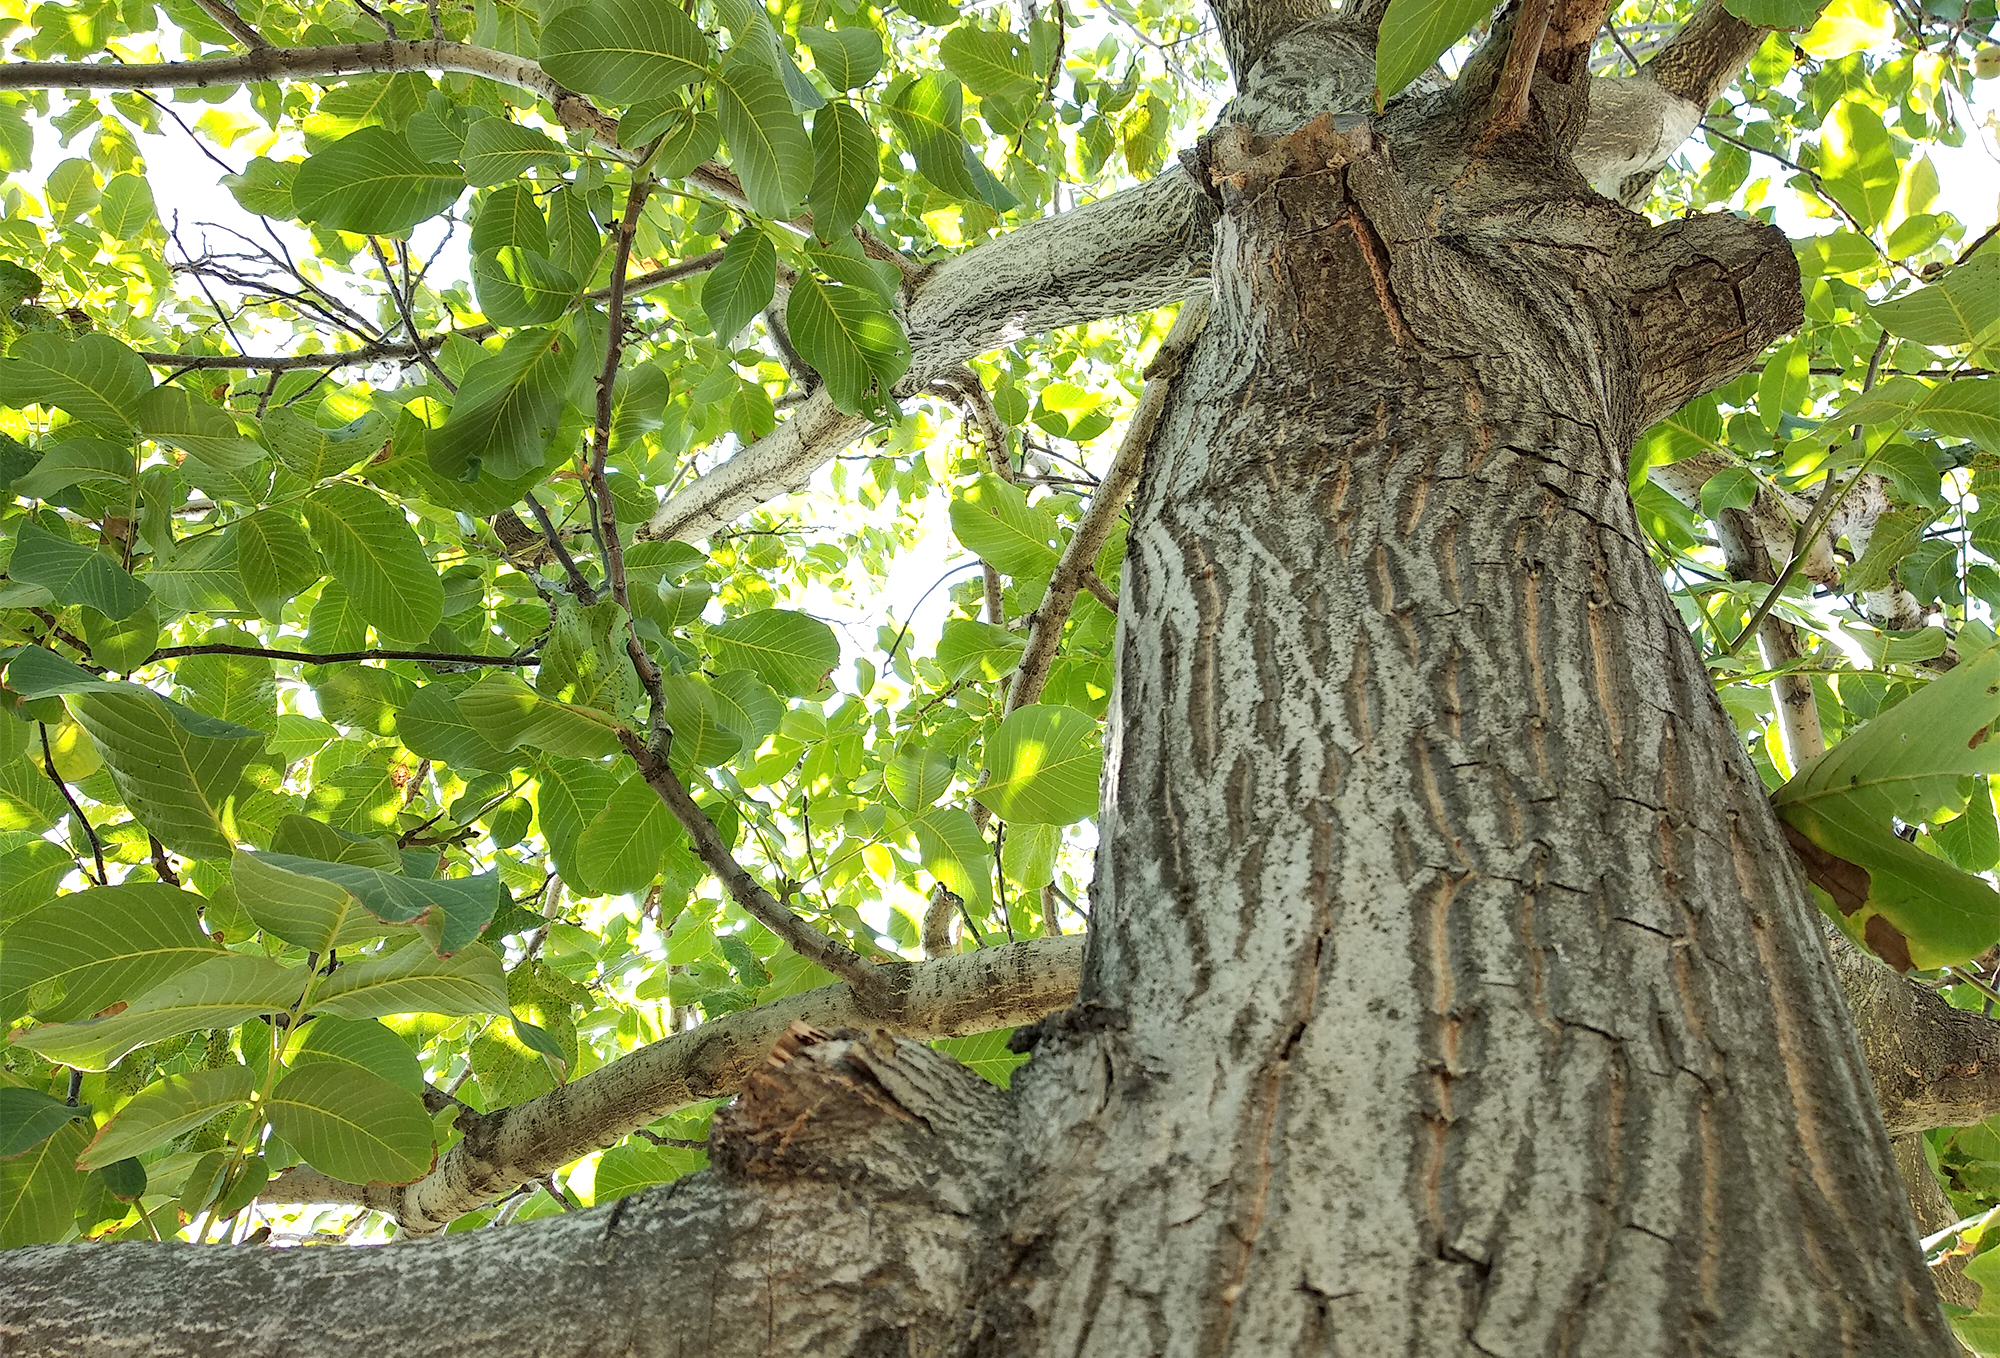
[
  {"xmin": 657, "ymin": 674, "xmax": 744, "ymax": 767},
  {"xmin": 77, "ymin": 1065, "xmax": 256, "ymax": 1169},
  {"xmin": 715, "ymin": 53, "xmax": 814, "ymax": 218},
  {"xmin": 260, "ymin": 407, "xmax": 381, "ymax": 483},
  {"xmin": 907, "ymin": 803, "xmax": 993, "ymax": 912},
  {"xmin": 0, "ymin": 882, "xmax": 222, "ymax": 1023},
  {"xmin": 577, "ymin": 773, "xmax": 680, "ymax": 895},
  {"xmin": 1871, "ymin": 254, "xmax": 2000, "ymax": 347},
  {"xmin": 232, "ymin": 510, "xmax": 322, "ymax": 623},
  {"xmin": 8, "ymin": 521, "xmax": 151, "ymax": 620},
  {"xmin": 787, "ymin": 270, "xmax": 910, "ymax": 415},
  {"xmin": 0, "ymin": 1121, "xmax": 86, "ymax": 1247},
  {"xmin": 799, "ymin": 27, "xmax": 884, "ymax": 88},
  {"xmin": 470, "ymin": 247, "xmax": 581, "ymax": 328},
  {"xmin": 241, "ymin": 853, "xmax": 501, "ymax": 956},
  {"xmin": 460, "ymin": 118, "xmax": 569, "ymax": 186},
  {"xmin": 310, "ymin": 939, "xmax": 510, "ymax": 1019},
  {"xmin": 539, "ymin": 0, "xmax": 713, "ymax": 104},
  {"xmin": 1374, "ymin": 0, "xmax": 1492, "ymax": 101},
  {"xmin": 884, "ymin": 73, "xmax": 982, "ymax": 201},
  {"xmin": 135, "ymin": 386, "xmax": 267, "ymax": 471},
  {"xmin": 427, "ymin": 327, "xmax": 576, "ymax": 480},
  {"xmin": 0, "ymin": 1087, "xmax": 87, "ymax": 1159},
  {"xmin": 7, "ymin": 649, "xmax": 269, "ymax": 857},
  {"xmin": 935, "ymin": 617, "xmax": 1023, "ymax": 682},
  {"xmin": 1820, "ymin": 99, "xmax": 1899, "ymax": 232},
  {"xmin": 949, "ymin": 474, "xmax": 1060, "ymax": 579},
  {"xmin": 975, "ymin": 703, "xmax": 1103, "ymax": 825},
  {"xmin": 939, "ymin": 26, "xmax": 1042, "ymax": 99},
  {"xmin": 706, "ymin": 608, "xmax": 840, "ymax": 695},
  {"xmin": 808, "ymin": 102, "xmax": 878, "ymax": 238},
  {"xmin": 396, "ymin": 684, "xmax": 518, "ymax": 773},
  {"xmin": 1920, "ymin": 377, "xmax": 2000, "ymax": 454},
  {"xmin": 290, "ymin": 1016, "xmax": 423, "ymax": 1093},
  {"xmin": 302, "ymin": 483, "xmax": 445, "ymax": 644},
  {"xmin": 1774, "ymin": 642, "xmax": 2000, "ymax": 968},
  {"xmin": 455, "ymin": 673, "xmax": 622, "ymax": 759},
  {"xmin": 702, "ymin": 228, "xmax": 777, "ymax": 343},
  {"xmin": 9, "ymin": 953, "xmax": 305, "ymax": 1069},
  {"xmin": 232, "ymin": 850, "xmax": 403, "ymax": 952},
  {"xmin": 266, "ymin": 1061, "xmax": 433, "ymax": 1185},
  {"xmin": 291, "ymin": 127, "xmax": 464, "ymax": 235},
  {"xmin": 0, "ymin": 331, "xmax": 153, "ymax": 430}
]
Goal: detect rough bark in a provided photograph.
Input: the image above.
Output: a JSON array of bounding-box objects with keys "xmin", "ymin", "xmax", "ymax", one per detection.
[
  {"xmin": 0, "ymin": 1031, "xmax": 1014, "ymax": 1358},
  {"xmin": 962, "ymin": 38, "xmax": 1952, "ymax": 1355}
]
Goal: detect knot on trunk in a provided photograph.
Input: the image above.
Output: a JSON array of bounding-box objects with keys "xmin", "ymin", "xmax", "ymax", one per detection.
[
  {"xmin": 709, "ymin": 1022, "xmax": 1012, "ymax": 1195},
  {"xmin": 1191, "ymin": 112, "xmax": 1374, "ymax": 207}
]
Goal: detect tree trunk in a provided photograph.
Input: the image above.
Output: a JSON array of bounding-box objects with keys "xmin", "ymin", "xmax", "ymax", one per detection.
[{"xmin": 970, "ymin": 32, "xmax": 1956, "ymax": 1357}]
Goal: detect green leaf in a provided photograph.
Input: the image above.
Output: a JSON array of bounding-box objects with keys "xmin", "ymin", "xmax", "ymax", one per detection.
[
  {"xmin": 97, "ymin": 172, "xmax": 157, "ymax": 239},
  {"xmin": 9, "ymin": 953, "xmax": 305, "ymax": 1069},
  {"xmin": 935, "ymin": 616, "xmax": 1023, "ymax": 682},
  {"xmin": 1001, "ymin": 819, "xmax": 1060, "ymax": 889},
  {"xmin": 8, "ymin": 520, "xmax": 151, "ymax": 620},
  {"xmin": 1871, "ymin": 254, "xmax": 2000, "ymax": 348},
  {"xmin": 1699, "ymin": 467, "xmax": 1761, "ymax": 521},
  {"xmin": 291, "ymin": 127, "xmax": 464, "ymax": 235},
  {"xmin": 576, "ymin": 773, "xmax": 680, "ymax": 895},
  {"xmin": 79, "ymin": 605, "xmax": 159, "ymax": 674},
  {"xmin": 64, "ymin": 686, "xmax": 264, "ymax": 858},
  {"xmin": 949, "ymin": 474, "xmax": 1060, "ymax": 578},
  {"xmin": 135, "ymin": 385, "xmax": 266, "ymax": 471},
  {"xmin": 933, "ymin": 1027, "xmax": 1027, "ymax": 1086},
  {"xmin": 538, "ymin": 0, "xmax": 714, "ymax": 104},
  {"xmin": 77, "ymin": 1065, "xmax": 255, "ymax": 1170},
  {"xmin": 244, "ymin": 854, "xmax": 502, "ymax": 956},
  {"xmin": 455, "ymin": 673, "xmax": 622, "ymax": 759},
  {"xmin": 232, "ymin": 850, "xmax": 399, "ymax": 952},
  {"xmin": 0, "ymin": 1121, "xmax": 86, "ymax": 1247},
  {"xmin": 427, "ymin": 327, "xmax": 576, "ymax": 481},
  {"xmin": 1774, "ymin": 642, "xmax": 2000, "ymax": 968},
  {"xmin": 0, "ymin": 1087, "xmax": 87, "ymax": 1159},
  {"xmin": 786, "ymin": 270, "xmax": 910, "ymax": 415},
  {"xmin": 1920, "ymin": 378, "xmax": 2000, "ymax": 454},
  {"xmin": 939, "ymin": 26, "xmax": 1042, "ymax": 99},
  {"xmin": 397, "ymin": 684, "xmax": 518, "ymax": 772},
  {"xmin": 469, "ymin": 183, "xmax": 548, "ymax": 254},
  {"xmin": 290, "ymin": 1016, "xmax": 423, "ymax": 1094},
  {"xmin": 657, "ymin": 674, "xmax": 745, "ymax": 767},
  {"xmin": 808, "ymin": 102, "xmax": 878, "ymax": 238},
  {"xmin": 886, "ymin": 747, "xmax": 954, "ymax": 808},
  {"xmin": 470, "ymin": 246, "xmax": 582, "ymax": 328},
  {"xmin": 220, "ymin": 156, "xmax": 296, "ymax": 218},
  {"xmin": 1722, "ymin": 0, "xmax": 1828, "ymax": 25},
  {"xmin": 267, "ymin": 1061, "xmax": 433, "ymax": 1185},
  {"xmin": 302, "ymin": 483, "xmax": 445, "ymax": 644},
  {"xmin": 310, "ymin": 939, "xmax": 510, "ymax": 1019},
  {"xmin": 706, "ymin": 608, "xmax": 840, "ymax": 695},
  {"xmin": 652, "ymin": 107, "xmax": 721, "ymax": 178},
  {"xmin": 460, "ymin": 118, "xmax": 569, "ymax": 186},
  {"xmin": 259, "ymin": 407, "xmax": 380, "ymax": 483},
  {"xmin": 233, "ymin": 510, "xmax": 322, "ymax": 623},
  {"xmin": 1819, "ymin": 98, "xmax": 1898, "ymax": 233},
  {"xmin": 0, "ymin": 331, "xmax": 154, "ymax": 432},
  {"xmin": 0, "ymin": 881, "xmax": 221, "ymax": 1023},
  {"xmin": 535, "ymin": 757, "xmax": 616, "ymax": 893},
  {"xmin": 1374, "ymin": 0, "xmax": 1494, "ymax": 102},
  {"xmin": 702, "ymin": 228, "xmax": 777, "ymax": 343},
  {"xmin": 884, "ymin": 73, "xmax": 982, "ymax": 201},
  {"xmin": 715, "ymin": 53, "xmax": 814, "ymax": 217},
  {"xmin": 799, "ymin": 27, "xmax": 884, "ymax": 88},
  {"xmin": 975, "ymin": 703, "xmax": 1103, "ymax": 825},
  {"xmin": 907, "ymin": 803, "xmax": 993, "ymax": 912}
]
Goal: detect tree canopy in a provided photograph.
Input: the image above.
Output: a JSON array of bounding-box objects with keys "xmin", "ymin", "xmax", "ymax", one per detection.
[{"xmin": 4, "ymin": 0, "xmax": 2000, "ymax": 1339}]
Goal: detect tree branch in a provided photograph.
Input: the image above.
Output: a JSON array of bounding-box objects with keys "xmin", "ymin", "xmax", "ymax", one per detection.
[
  {"xmin": 1007, "ymin": 294, "xmax": 1209, "ymax": 713},
  {"xmin": 142, "ymin": 643, "xmax": 539, "ymax": 667},
  {"xmin": 260, "ymin": 935, "xmax": 1082, "ymax": 1232},
  {"xmin": 4, "ymin": 1032, "xmax": 1018, "ymax": 1357},
  {"xmin": 616, "ymin": 729, "xmax": 894, "ymax": 1007},
  {"xmin": 136, "ymin": 252, "xmax": 725, "ymax": 372},
  {"xmin": 190, "ymin": 0, "xmax": 272, "ymax": 50},
  {"xmin": 1207, "ymin": 0, "xmax": 1333, "ymax": 80}
]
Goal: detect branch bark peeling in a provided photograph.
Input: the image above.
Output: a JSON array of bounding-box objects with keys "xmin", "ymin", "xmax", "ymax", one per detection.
[{"xmin": 260, "ymin": 934, "xmax": 1082, "ymax": 1232}]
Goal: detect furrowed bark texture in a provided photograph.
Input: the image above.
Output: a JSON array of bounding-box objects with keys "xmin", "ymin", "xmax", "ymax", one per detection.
[{"xmin": 968, "ymin": 34, "xmax": 1954, "ymax": 1357}]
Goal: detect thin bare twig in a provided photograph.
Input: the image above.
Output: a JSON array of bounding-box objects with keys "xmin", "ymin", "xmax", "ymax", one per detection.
[
  {"xmin": 144, "ymin": 643, "xmax": 539, "ymax": 667},
  {"xmin": 191, "ymin": 0, "xmax": 272, "ymax": 49},
  {"xmin": 39, "ymin": 724, "xmax": 107, "ymax": 886}
]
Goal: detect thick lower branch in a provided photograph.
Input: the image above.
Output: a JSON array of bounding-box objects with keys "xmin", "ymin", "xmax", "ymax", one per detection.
[{"xmin": 259, "ymin": 935, "xmax": 1082, "ymax": 1232}]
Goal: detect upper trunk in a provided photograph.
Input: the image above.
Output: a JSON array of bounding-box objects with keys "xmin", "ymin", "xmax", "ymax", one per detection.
[{"xmin": 974, "ymin": 27, "xmax": 1955, "ymax": 1357}]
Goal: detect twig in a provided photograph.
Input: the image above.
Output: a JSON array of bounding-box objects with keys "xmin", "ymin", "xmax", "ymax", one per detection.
[
  {"xmin": 191, "ymin": 0, "xmax": 272, "ymax": 49},
  {"xmin": 522, "ymin": 492, "xmax": 599, "ymax": 602},
  {"xmin": 630, "ymin": 1128, "xmax": 706, "ymax": 1150},
  {"xmin": 1489, "ymin": 0, "xmax": 1555, "ymax": 131},
  {"xmin": 149, "ymin": 836, "xmax": 181, "ymax": 886},
  {"xmin": 588, "ymin": 167, "xmax": 666, "ymax": 702},
  {"xmin": 144, "ymin": 642, "xmax": 539, "ymax": 666},
  {"xmin": 135, "ymin": 253, "xmax": 726, "ymax": 371},
  {"xmin": 616, "ymin": 728, "xmax": 896, "ymax": 1009},
  {"xmin": 1007, "ymin": 294, "xmax": 1210, "ymax": 712},
  {"xmin": 39, "ymin": 724, "xmax": 107, "ymax": 886},
  {"xmin": 368, "ymin": 237, "xmax": 456, "ymax": 394}
]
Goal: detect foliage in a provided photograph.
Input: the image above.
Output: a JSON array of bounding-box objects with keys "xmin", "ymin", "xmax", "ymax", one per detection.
[{"xmin": 0, "ymin": 0, "xmax": 1996, "ymax": 1306}]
